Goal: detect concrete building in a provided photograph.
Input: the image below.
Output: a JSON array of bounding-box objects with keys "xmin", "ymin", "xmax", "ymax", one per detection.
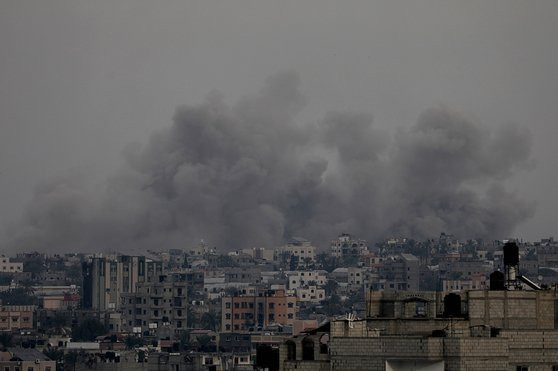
[
  {"xmin": 120, "ymin": 273, "xmax": 187, "ymax": 338},
  {"xmin": 221, "ymin": 289, "xmax": 297, "ymax": 332},
  {"xmin": 279, "ymin": 288, "xmax": 558, "ymax": 370},
  {"xmin": 278, "ymin": 237, "xmax": 316, "ymax": 265},
  {"xmin": 0, "ymin": 305, "xmax": 35, "ymax": 331},
  {"xmin": 82, "ymin": 255, "xmax": 163, "ymax": 311},
  {"xmin": 285, "ymin": 270, "xmax": 327, "ymax": 290},
  {"xmin": 0, "ymin": 256, "xmax": 23, "ymax": 273},
  {"xmin": 330, "ymin": 233, "xmax": 368, "ymax": 258},
  {"xmin": 294, "ymin": 286, "xmax": 325, "ymax": 303},
  {"xmin": 0, "ymin": 348, "xmax": 55, "ymax": 371},
  {"xmin": 442, "ymin": 272, "xmax": 487, "ymax": 292},
  {"xmin": 377, "ymin": 253, "xmax": 420, "ymax": 291}
]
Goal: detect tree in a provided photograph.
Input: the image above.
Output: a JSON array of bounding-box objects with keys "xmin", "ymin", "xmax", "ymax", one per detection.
[
  {"xmin": 196, "ymin": 335, "xmax": 213, "ymax": 352},
  {"xmin": 0, "ymin": 274, "xmax": 13, "ymax": 285},
  {"xmin": 64, "ymin": 351, "xmax": 78, "ymax": 371},
  {"xmin": 179, "ymin": 330, "xmax": 192, "ymax": 350},
  {"xmin": 214, "ymin": 255, "xmax": 238, "ymax": 268},
  {"xmin": 325, "ymin": 294, "xmax": 343, "ymax": 316},
  {"xmin": 324, "ymin": 279, "xmax": 339, "ymax": 296},
  {"xmin": 65, "ymin": 264, "xmax": 83, "ymax": 285},
  {"xmin": 187, "ymin": 307, "xmax": 199, "ymax": 328},
  {"xmin": 71, "ymin": 318, "xmax": 105, "ymax": 341},
  {"xmin": 23, "ymin": 257, "xmax": 46, "ymax": 279},
  {"xmin": 43, "ymin": 347, "xmax": 64, "ymax": 362},
  {"xmin": 124, "ymin": 335, "xmax": 145, "ymax": 349},
  {"xmin": 0, "ymin": 333, "xmax": 12, "ymax": 349},
  {"xmin": 316, "ymin": 253, "xmax": 337, "ymax": 272},
  {"xmin": 0, "ymin": 288, "xmax": 38, "ymax": 305},
  {"xmin": 200, "ymin": 311, "xmax": 218, "ymax": 331}
]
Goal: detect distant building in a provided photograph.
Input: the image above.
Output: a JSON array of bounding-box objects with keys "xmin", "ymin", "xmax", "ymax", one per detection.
[
  {"xmin": 295, "ymin": 286, "xmax": 325, "ymax": 303},
  {"xmin": 377, "ymin": 253, "xmax": 420, "ymax": 291},
  {"xmin": 0, "ymin": 256, "xmax": 23, "ymax": 273},
  {"xmin": 0, "ymin": 305, "xmax": 35, "ymax": 331},
  {"xmin": 285, "ymin": 270, "xmax": 327, "ymax": 290},
  {"xmin": 330, "ymin": 233, "xmax": 368, "ymax": 258},
  {"xmin": 221, "ymin": 289, "xmax": 297, "ymax": 332},
  {"xmin": 0, "ymin": 348, "xmax": 55, "ymax": 371},
  {"xmin": 277, "ymin": 237, "xmax": 316, "ymax": 266},
  {"xmin": 120, "ymin": 272, "xmax": 187, "ymax": 338},
  {"xmin": 82, "ymin": 255, "xmax": 163, "ymax": 311}
]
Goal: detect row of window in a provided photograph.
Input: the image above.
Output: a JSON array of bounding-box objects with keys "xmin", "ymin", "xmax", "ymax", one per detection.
[{"xmin": 225, "ymin": 302, "xmax": 294, "ymax": 309}]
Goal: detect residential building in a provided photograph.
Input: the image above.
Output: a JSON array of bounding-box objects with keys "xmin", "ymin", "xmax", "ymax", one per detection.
[
  {"xmin": 221, "ymin": 289, "xmax": 297, "ymax": 332},
  {"xmin": 0, "ymin": 348, "xmax": 55, "ymax": 371},
  {"xmin": 330, "ymin": 233, "xmax": 368, "ymax": 258},
  {"xmin": 278, "ymin": 237, "xmax": 316, "ymax": 265},
  {"xmin": 82, "ymin": 255, "xmax": 163, "ymax": 311},
  {"xmin": 285, "ymin": 270, "xmax": 327, "ymax": 290},
  {"xmin": 120, "ymin": 273, "xmax": 187, "ymax": 338},
  {"xmin": 295, "ymin": 286, "xmax": 325, "ymax": 303},
  {"xmin": 0, "ymin": 305, "xmax": 35, "ymax": 331},
  {"xmin": 0, "ymin": 256, "xmax": 23, "ymax": 273}
]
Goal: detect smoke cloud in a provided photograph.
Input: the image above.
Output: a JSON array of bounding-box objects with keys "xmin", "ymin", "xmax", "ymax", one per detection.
[{"xmin": 3, "ymin": 72, "xmax": 534, "ymax": 253}]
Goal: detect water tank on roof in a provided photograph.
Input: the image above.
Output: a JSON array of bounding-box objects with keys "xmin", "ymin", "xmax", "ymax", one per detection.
[
  {"xmin": 489, "ymin": 271, "xmax": 505, "ymax": 290},
  {"xmin": 503, "ymin": 242, "xmax": 519, "ymax": 266},
  {"xmin": 443, "ymin": 293, "xmax": 461, "ymax": 317}
]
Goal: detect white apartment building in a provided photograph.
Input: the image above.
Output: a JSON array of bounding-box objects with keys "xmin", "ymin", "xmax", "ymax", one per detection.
[
  {"xmin": 295, "ymin": 286, "xmax": 325, "ymax": 303},
  {"xmin": 279, "ymin": 237, "xmax": 316, "ymax": 264},
  {"xmin": 285, "ymin": 270, "xmax": 327, "ymax": 290},
  {"xmin": 0, "ymin": 256, "xmax": 23, "ymax": 273},
  {"xmin": 330, "ymin": 233, "xmax": 368, "ymax": 258}
]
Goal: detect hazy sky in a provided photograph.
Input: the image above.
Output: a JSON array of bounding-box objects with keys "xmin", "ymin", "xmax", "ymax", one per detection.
[{"xmin": 1, "ymin": 1, "xmax": 557, "ymax": 251}]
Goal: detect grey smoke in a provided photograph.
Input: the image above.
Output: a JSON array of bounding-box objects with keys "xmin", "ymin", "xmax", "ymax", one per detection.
[{"xmin": 3, "ymin": 72, "xmax": 534, "ymax": 253}]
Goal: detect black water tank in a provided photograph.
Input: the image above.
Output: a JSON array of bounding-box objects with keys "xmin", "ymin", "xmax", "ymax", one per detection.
[
  {"xmin": 443, "ymin": 293, "xmax": 461, "ymax": 317},
  {"xmin": 503, "ymin": 241, "xmax": 519, "ymax": 266},
  {"xmin": 490, "ymin": 271, "xmax": 505, "ymax": 290}
]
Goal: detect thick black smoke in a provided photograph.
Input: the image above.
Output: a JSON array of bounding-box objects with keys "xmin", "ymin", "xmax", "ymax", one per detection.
[{"xmin": 3, "ymin": 72, "xmax": 534, "ymax": 253}]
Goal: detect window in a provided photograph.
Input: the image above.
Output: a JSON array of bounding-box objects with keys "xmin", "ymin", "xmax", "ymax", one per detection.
[
  {"xmin": 302, "ymin": 337, "xmax": 315, "ymax": 360},
  {"xmin": 516, "ymin": 366, "xmax": 529, "ymax": 371},
  {"xmin": 225, "ymin": 302, "xmax": 231, "ymax": 309},
  {"xmin": 286, "ymin": 341, "xmax": 296, "ymax": 360},
  {"xmin": 5, "ymin": 367, "xmax": 10, "ymax": 371}
]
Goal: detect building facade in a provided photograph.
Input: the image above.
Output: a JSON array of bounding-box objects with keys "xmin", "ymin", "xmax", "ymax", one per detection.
[
  {"xmin": 82, "ymin": 255, "xmax": 163, "ymax": 311},
  {"xmin": 120, "ymin": 273, "xmax": 187, "ymax": 338},
  {"xmin": 221, "ymin": 289, "xmax": 297, "ymax": 332},
  {"xmin": 279, "ymin": 288, "xmax": 558, "ymax": 371}
]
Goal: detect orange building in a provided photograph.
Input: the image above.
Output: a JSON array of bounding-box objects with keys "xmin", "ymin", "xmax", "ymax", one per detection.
[{"xmin": 221, "ymin": 289, "xmax": 297, "ymax": 332}]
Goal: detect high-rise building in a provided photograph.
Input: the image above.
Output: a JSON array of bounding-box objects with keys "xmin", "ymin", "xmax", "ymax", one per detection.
[{"xmin": 82, "ymin": 255, "xmax": 163, "ymax": 311}]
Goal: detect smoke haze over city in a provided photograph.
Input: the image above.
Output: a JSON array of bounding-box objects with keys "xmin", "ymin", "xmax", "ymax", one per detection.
[
  {"xmin": 2, "ymin": 1, "xmax": 557, "ymax": 253},
  {"xmin": 2, "ymin": 71, "xmax": 534, "ymax": 253}
]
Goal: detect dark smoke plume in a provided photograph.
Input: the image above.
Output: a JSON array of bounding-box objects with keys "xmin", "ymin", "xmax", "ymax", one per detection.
[{"xmin": 2, "ymin": 72, "xmax": 534, "ymax": 253}]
